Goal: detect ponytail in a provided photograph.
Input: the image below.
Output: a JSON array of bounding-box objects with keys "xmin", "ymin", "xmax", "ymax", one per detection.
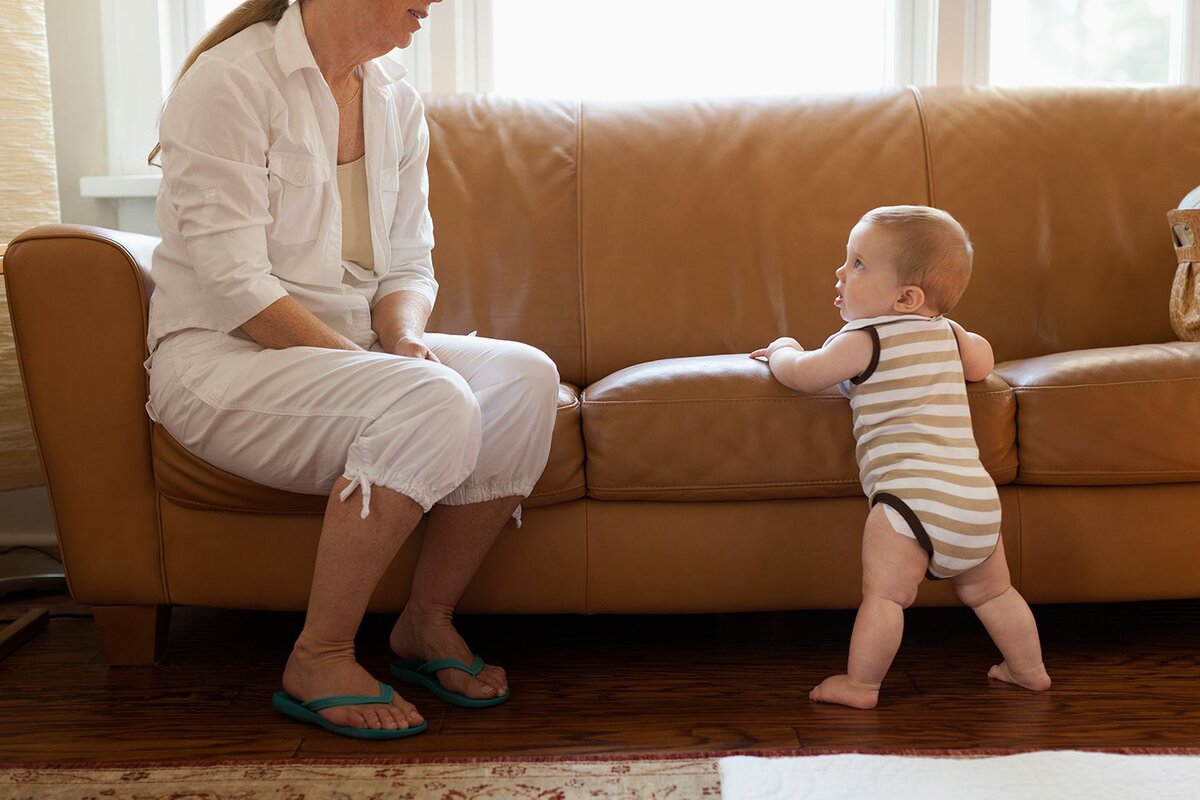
[{"xmin": 148, "ymin": 0, "xmax": 292, "ymax": 165}]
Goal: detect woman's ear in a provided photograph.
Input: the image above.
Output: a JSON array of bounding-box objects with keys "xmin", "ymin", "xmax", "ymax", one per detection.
[{"xmin": 893, "ymin": 285, "xmax": 927, "ymax": 313}]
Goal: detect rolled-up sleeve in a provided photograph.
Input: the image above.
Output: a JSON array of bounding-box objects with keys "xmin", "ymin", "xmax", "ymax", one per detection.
[
  {"xmin": 373, "ymin": 89, "xmax": 439, "ymax": 311},
  {"xmin": 158, "ymin": 57, "xmax": 287, "ymax": 331}
]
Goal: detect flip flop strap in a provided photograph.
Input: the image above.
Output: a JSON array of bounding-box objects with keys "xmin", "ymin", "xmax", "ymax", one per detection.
[
  {"xmin": 417, "ymin": 656, "xmax": 485, "ymax": 677},
  {"xmin": 302, "ymin": 682, "xmax": 394, "ymax": 712}
]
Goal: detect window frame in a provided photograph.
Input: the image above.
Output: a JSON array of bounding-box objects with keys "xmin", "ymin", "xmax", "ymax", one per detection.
[{"xmin": 83, "ymin": 0, "xmax": 1200, "ymax": 201}]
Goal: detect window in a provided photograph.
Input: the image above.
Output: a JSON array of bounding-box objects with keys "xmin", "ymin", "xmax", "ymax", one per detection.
[
  {"xmin": 82, "ymin": 0, "xmax": 1200, "ymax": 216},
  {"xmin": 990, "ymin": 0, "xmax": 1177, "ymax": 86},
  {"xmin": 489, "ymin": 0, "xmax": 894, "ymax": 99}
]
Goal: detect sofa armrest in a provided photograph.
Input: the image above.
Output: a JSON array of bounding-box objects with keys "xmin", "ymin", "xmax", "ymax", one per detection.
[{"xmin": 4, "ymin": 225, "xmax": 166, "ymax": 604}]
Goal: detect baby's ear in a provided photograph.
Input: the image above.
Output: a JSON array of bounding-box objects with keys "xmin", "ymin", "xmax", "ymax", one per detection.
[{"xmin": 894, "ymin": 285, "xmax": 926, "ymax": 313}]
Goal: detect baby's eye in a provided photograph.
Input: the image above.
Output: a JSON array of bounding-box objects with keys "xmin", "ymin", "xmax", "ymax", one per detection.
[{"xmin": 854, "ymin": 259, "xmax": 864, "ymax": 270}]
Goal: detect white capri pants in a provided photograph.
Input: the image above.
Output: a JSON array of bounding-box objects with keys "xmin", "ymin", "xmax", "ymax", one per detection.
[{"xmin": 147, "ymin": 329, "xmax": 559, "ymax": 521}]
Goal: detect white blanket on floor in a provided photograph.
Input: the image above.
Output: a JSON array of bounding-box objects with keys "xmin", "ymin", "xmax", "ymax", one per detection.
[{"xmin": 719, "ymin": 751, "xmax": 1200, "ymax": 800}]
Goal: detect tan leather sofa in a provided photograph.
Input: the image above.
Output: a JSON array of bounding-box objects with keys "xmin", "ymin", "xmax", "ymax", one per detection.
[{"xmin": 6, "ymin": 86, "xmax": 1200, "ymax": 665}]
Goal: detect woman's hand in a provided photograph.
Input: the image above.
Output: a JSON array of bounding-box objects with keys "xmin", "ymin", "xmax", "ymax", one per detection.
[
  {"xmin": 749, "ymin": 337, "xmax": 804, "ymax": 361},
  {"xmin": 390, "ymin": 333, "xmax": 441, "ymax": 362}
]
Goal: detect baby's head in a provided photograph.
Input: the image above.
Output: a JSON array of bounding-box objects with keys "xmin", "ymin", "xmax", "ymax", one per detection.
[{"xmin": 835, "ymin": 205, "xmax": 973, "ymax": 321}]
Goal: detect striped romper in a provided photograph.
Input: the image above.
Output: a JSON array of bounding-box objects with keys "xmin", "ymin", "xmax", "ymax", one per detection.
[{"xmin": 827, "ymin": 314, "xmax": 1001, "ymax": 580}]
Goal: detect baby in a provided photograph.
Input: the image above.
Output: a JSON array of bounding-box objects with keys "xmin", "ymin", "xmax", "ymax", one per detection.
[{"xmin": 751, "ymin": 205, "xmax": 1051, "ymax": 709}]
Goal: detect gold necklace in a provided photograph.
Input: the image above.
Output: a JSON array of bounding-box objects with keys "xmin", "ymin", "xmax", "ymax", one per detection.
[{"xmin": 334, "ymin": 76, "xmax": 362, "ymax": 108}]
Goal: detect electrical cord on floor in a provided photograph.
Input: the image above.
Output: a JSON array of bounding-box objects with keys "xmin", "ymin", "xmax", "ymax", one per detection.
[
  {"xmin": 0, "ymin": 610, "xmax": 92, "ymax": 624},
  {"xmin": 0, "ymin": 545, "xmax": 62, "ymax": 563}
]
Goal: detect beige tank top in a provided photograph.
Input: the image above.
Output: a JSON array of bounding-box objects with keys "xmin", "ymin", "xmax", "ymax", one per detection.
[{"xmin": 336, "ymin": 155, "xmax": 374, "ymax": 271}]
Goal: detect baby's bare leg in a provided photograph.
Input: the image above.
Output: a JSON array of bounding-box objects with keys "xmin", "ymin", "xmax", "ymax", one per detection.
[
  {"xmin": 810, "ymin": 505, "xmax": 928, "ymax": 709},
  {"xmin": 952, "ymin": 536, "xmax": 1051, "ymax": 692}
]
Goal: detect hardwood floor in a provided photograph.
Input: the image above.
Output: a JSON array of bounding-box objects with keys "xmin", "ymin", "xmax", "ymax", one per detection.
[{"xmin": 0, "ymin": 591, "xmax": 1198, "ymax": 763}]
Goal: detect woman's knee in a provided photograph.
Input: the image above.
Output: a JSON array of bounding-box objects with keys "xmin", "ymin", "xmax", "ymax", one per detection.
[
  {"xmin": 413, "ymin": 366, "xmax": 481, "ymax": 431},
  {"xmin": 504, "ymin": 344, "xmax": 560, "ymax": 399}
]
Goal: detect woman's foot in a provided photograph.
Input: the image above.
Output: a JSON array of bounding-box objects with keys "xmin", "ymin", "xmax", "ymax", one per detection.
[
  {"xmin": 282, "ymin": 642, "xmax": 424, "ymax": 731},
  {"xmin": 390, "ymin": 603, "xmax": 508, "ymax": 702},
  {"xmin": 988, "ymin": 661, "xmax": 1052, "ymax": 692},
  {"xmin": 809, "ymin": 674, "xmax": 881, "ymax": 709}
]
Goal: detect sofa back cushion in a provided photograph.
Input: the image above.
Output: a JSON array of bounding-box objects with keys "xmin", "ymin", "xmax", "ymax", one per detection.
[
  {"xmin": 422, "ymin": 87, "xmax": 1200, "ymax": 385},
  {"xmin": 922, "ymin": 86, "xmax": 1200, "ymax": 364},
  {"xmin": 424, "ymin": 96, "xmax": 585, "ymax": 385},
  {"xmin": 577, "ymin": 90, "xmax": 930, "ymax": 384}
]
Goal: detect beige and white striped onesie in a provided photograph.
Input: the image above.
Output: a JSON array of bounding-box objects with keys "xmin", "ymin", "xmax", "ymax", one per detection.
[{"xmin": 826, "ymin": 314, "xmax": 1001, "ymax": 580}]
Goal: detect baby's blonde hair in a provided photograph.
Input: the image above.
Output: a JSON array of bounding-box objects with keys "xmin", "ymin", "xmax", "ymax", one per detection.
[{"xmin": 860, "ymin": 205, "xmax": 973, "ymax": 314}]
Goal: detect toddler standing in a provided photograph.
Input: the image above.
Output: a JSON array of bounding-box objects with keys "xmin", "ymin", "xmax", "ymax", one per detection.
[{"xmin": 751, "ymin": 206, "xmax": 1051, "ymax": 709}]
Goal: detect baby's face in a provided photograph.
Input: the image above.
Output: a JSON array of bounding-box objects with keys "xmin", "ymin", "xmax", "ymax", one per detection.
[{"xmin": 834, "ymin": 222, "xmax": 906, "ymax": 321}]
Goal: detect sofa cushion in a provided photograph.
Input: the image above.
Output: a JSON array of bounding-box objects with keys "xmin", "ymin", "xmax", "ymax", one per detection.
[
  {"xmin": 995, "ymin": 343, "xmax": 1200, "ymax": 484},
  {"xmin": 153, "ymin": 383, "xmax": 584, "ymax": 512},
  {"xmin": 582, "ymin": 355, "xmax": 1016, "ymax": 501}
]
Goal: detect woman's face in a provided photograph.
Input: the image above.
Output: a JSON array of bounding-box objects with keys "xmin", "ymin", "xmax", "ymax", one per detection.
[{"xmin": 372, "ymin": 0, "xmax": 442, "ymax": 49}]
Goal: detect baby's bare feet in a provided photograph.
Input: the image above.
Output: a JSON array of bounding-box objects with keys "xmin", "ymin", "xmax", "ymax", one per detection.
[
  {"xmin": 988, "ymin": 661, "xmax": 1052, "ymax": 692},
  {"xmin": 390, "ymin": 604, "xmax": 508, "ymax": 702},
  {"xmin": 282, "ymin": 647, "xmax": 424, "ymax": 731},
  {"xmin": 809, "ymin": 674, "xmax": 881, "ymax": 709}
]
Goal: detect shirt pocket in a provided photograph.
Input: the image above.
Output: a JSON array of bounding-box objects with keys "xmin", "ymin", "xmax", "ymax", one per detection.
[{"xmin": 266, "ymin": 149, "xmax": 330, "ymax": 245}]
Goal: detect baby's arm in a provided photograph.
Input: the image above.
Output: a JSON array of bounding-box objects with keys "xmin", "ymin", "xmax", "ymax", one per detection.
[
  {"xmin": 750, "ymin": 331, "xmax": 874, "ymax": 394},
  {"xmin": 948, "ymin": 319, "xmax": 995, "ymax": 381}
]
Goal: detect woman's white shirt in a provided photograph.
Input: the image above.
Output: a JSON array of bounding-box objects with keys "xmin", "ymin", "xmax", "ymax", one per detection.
[{"xmin": 148, "ymin": 1, "xmax": 437, "ymax": 352}]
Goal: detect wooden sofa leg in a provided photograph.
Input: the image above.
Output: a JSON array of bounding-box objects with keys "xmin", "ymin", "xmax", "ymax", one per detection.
[{"xmin": 92, "ymin": 605, "xmax": 172, "ymax": 665}]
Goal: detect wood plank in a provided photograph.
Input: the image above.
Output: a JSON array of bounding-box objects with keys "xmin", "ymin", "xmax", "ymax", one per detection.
[
  {"xmin": 1, "ymin": 594, "xmax": 1198, "ymax": 762},
  {"xmin": 0, "ymin": 608, "xmax": 47, "ymax": 661}
]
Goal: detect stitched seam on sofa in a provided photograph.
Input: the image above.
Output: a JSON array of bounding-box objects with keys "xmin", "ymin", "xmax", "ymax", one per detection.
[
  {"xmin": 1017, "ymin": 468, "xmax": 1200, "ymax": 475},
  {"xmin": 590, "ymin": 479, "xmax": 864, "ymax": 489},
  {"xmin": 584, "ymin": 392, "xmax": 1012, "ymax": 407},
  {"xmin": 908, "ymin": 86, "xmax": 936, "ymax": 206},
  {"xmin": 1010, "ymin": 377, "xmax": 1200, "ymax": 391},
  {"xmin": 591, "ymin": 474, "xmax": 1014, "ymax": 489},
  {"xmin": 159, "ymin": 493, "xmax": 324, "ymax": 515},
  {"xmin": 529, "ymin": 483, "xmax": 586, "ymax": 502},
  {"xmin": 154, "ymin": 490, "xmax": 171, "ymax": 603},
  {"xmin": 575, "ymin": 98, "xmax": 588, "ymax": 385}
]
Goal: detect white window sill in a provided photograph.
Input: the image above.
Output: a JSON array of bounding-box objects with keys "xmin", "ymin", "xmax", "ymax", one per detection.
[{"xmin": 79, "ymin": 174, "xmax": 161, "ymax": 199}]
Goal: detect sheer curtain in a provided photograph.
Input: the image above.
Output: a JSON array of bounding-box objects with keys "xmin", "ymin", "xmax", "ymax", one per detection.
[{"xmin": 0, "ymin": 0, "xmax": 60, "ymax": 492}]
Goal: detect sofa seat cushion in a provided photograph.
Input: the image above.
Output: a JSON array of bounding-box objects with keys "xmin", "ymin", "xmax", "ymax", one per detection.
[
  {"xmin": 582, "ymin": 355, "xmax": 1017, "ymax": 501},
  {"xmin": 153, "ymin": 383, "xmax": 585, "ymax": 512},
  {"xmin": 995, "ymin": 343, "xmax": 1200, "ymax": 485}
]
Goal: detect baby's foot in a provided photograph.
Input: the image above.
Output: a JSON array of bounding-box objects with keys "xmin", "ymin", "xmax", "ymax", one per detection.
[
  {"xmin": 987, "ymin": 661, "xmax": 1052, "ymax": 692},
  {"xmin": 390, "ymin": 604, "xmax": 508, "ymax": 702},
  {"xmin": 809, "ymin": 674, "xmax": 881, "ymax": 709},
  {"xmin": 282, "ymin": 649, "xmax": 424, "ymax": 731}
]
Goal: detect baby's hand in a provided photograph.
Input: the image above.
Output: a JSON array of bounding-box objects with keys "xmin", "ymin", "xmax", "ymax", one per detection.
[{"xmin": 750, "ymin": 337, "xmax": 804, "ymax": 361}]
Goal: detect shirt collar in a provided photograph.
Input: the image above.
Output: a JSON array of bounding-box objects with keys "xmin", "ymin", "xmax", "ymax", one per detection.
[
  {"xmin": 274, "ymin": 1, "xmax": 317, "ymax": 78},
  {"xmin": 275, "ymin": 1, "xmax": 409, "ymax": 85}
]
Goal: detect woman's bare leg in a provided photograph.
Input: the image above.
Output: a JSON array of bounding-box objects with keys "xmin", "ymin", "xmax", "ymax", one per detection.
[
  {"xmin": 389, "ymin": 496, "xmax": 521, "ymax": 700},
  {"xmin": 281, "ymin": 478, "xmax": 426, "ymax": 731}
]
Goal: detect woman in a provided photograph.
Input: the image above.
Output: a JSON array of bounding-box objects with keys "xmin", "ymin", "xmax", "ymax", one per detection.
[{"xmin": 147, "ymin": 0, "xmax": 559, "ymax": 739}]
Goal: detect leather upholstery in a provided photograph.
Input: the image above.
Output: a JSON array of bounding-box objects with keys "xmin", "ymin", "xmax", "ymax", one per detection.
[
  {"xmin": 6, "ymin": 86, "xmax": 1200, "ymax": 617},
  {"xmin": 578, "ymin": 90, "xmax": 931, "ymax": 384},
  {"xmin": 583, "ymin": 355, "xmax": 1016, "ymax": 501},
  {"xmin": 996, "ymin": 343, "xmax": 1200, "ymax": 484}
]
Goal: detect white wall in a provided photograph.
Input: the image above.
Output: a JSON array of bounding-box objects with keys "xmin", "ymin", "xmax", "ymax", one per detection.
[{"xmin": 45, "ymin": 0, "xmax": 119, "ymax": 231}]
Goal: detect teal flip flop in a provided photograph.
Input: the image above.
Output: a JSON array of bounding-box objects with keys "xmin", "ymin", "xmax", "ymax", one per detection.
[
  {"xmin": 389, "ymin": 656, "xmax": 510, "ymax": 708},
  {"xmin": 271, "ymin": 682, "xmax": 428, "ymax": 739}
]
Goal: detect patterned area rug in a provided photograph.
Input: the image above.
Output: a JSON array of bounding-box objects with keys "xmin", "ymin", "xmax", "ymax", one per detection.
[{"xmin": 0, "ymin": 756, "xmax": 721, "ymax": 799}]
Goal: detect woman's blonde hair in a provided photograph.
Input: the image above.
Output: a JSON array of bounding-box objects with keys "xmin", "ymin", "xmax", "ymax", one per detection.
[
  {"xmin": 148, "ymin": 0, "xmax": 292, "ymax": 164},
  {"xmin": 860, "ymin": 205, "xmax": 974, "ymax": 314}
]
